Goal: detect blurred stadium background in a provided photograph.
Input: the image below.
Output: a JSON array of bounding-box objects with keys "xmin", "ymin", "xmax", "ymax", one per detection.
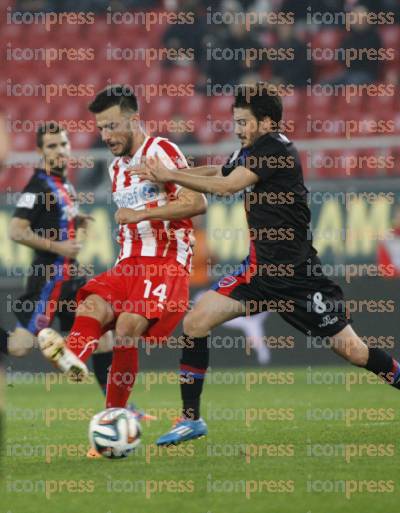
[{"xmin": 1, "ymin": 0, "xmax": 399, "ymax": 371}]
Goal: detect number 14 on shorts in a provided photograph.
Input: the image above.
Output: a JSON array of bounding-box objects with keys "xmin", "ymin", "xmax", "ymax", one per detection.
[{"xmin": 143, "ymin": 279, "xmax": 167, "ymax": 310}]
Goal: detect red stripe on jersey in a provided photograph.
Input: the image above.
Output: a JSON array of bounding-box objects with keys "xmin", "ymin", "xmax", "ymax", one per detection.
[
  {"xmin": 142, "ymin": 137, "xmax": 155, "ymax": 157},
  {"xmin": 164, "ymin": 180, "xmax": 178, "ymax": 201},
  {"xmin": 123, "ymin": 169, "xmax": 132, "ymax": 188},
  {"xmin": 112, "ymin": 160, "xmax": 121, "ymax": 193},
  {"xmin": 158, "ymin": 140, "xmax": 186, "ymax": 169}
]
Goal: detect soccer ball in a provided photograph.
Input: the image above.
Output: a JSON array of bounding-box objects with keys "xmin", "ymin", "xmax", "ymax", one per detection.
[{"xmin": 89, "ymin": 407, "xmax": 142, "ymax": 459}]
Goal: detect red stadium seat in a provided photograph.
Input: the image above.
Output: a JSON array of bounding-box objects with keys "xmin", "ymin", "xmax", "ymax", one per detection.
[
  {"xmin": 305, "ymin": 92, "xmax": 333, "ymax": 117},
  {"xmin": 387, "ymin": 147, "xmax": 400, "ymax": 175},
  {"xmin": 166, "ymin": 66, "xmax": 198, "ymax": 86},
  {"xmin": 143, "ymin": 95, "xmax": 176, "ymax": 121},
  {"xmin": 29, "ymin": 102, "xmax": 52, "ymax": 121},
  {"xmin": 177, "ymin": 94, "xmax": 206, "ymax": 117},
  {"xmin": 283, "ymin": 90, "xmax": 305, "ymax": 114},
  {"xmin": 141, "ymin": 66, "xmax": 165, "ymax": 85},
  {"xmin": 365, "ymin": 92, "xmax": 396, "ymax": 115},
  {"xmin": 313, "ymin": 149, "xmax": 354, "ymax": 178},
  {"xmin": 310, "ymin": 29, "xmax": 344, "ymax": 51},
  {"xmin": 379, "ymin": 26, "xmax": 400, "ymax": 49},
  {"xmin": 12, "ymin": 132, "xmax": 33, "ymax": 152},
  {"xmin": 69, "ymin": 130, "xmax": 97, "ymax": 149},
  {"xmin": 210, "ymin": 95, "xmax": 234, "ymax": 115},
  {"xmin": 289, "ymin": 116, "xmax": 308, "ymax": 139},
  {"xmin": 392, "ymin": 112, "xmax": 400, "ymax": 134},
  {"xmin": 356, "ymin": 148, "xmax": 388, "ymax": 177},
  {"xmin": 196, "ymin": 122, "xmax": 219, "ymax": 144}
]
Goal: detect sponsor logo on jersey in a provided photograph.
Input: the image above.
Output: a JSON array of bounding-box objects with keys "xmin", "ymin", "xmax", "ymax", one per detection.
[
  {"xmin": 113, "ymin": 183, "xmax": 161, "ymax": 208},
  {"xmin": 140, "ymin": 182, "xmax": 160, "ymax": 201}
]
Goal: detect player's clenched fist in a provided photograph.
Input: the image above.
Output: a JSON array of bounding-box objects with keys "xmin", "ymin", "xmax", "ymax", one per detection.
[{"xmin": 114, "ymin": 208, "xmax": 145, "ymax": 225}]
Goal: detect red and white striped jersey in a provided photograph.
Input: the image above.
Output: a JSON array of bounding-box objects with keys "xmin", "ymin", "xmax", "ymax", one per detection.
[{"xmin": 109, "ymin": 136, "xmax": 195, "ymax": 271}]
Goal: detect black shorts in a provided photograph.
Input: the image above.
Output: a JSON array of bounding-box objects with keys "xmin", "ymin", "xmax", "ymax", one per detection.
[
  {"xmin": 14, "ymin": 274, "xmax": 86, "ymax": 335},
  {"xmin": 211, "ymin": 254, "xmax": 351, "ymax": 338}
]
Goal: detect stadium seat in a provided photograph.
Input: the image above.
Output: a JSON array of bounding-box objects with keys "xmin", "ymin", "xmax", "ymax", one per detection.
[
  {"xmin": 69, "ymin": 130, "xmax": 97, "ymax": 149},
  {"xmin": 304, "ymin": 93, "xmax": 332, "ymax": 117},
  {"xmin": 365, "ymin": 92, "xmax": 396, "ymax": 116},
  {"xmin": 313, "ymin": 149, "xmax": 354, "ymax": 178},
  {"xmin": 310, "ymin": 29, "xmax": 343, "ymax": 52},
  {"xmin": 379, "ymin": 25, "xmax": 400, "ymax": 49},
  {"xmin": 195, "ymin": 121, "xmax": 219, "ymax": 144},
  {"xmin": 177, "ymin": 94, "xmax": 206, "ymax": 117},
  {"xmin": 209, "ymin": 95, "xmax": 234, "ymax": 115},
  {"xmin": 356, "ymin": 148, "xmax": 388, "ymax": 177},
  {"xmin": 166, "ymin": 66, "xmax": 198, "ymax": 85},
  {"xmin": 12, "ymin": 132, "xmax": 33, "ymax": 152}
]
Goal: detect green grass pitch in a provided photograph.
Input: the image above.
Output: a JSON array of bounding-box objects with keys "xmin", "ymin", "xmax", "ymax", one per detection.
[{"xmin": 2, "ymin": 367, "xmax": 399, "ymax": 513}]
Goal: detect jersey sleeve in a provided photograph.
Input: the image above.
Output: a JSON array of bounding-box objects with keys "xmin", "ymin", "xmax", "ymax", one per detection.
[
  {"xmin": 222, "ymin": 150, "xmax": 241, "ymax": 177},
  {"xmin": 245, "ymin": 145, "xmax": 280, "ymax": 181},
  {"xmin": 154, "ymin": 139, "xmax": 188, "ymax": 170},
  {"xmin": 153, "ymin": 139, "xmax": 189, "ymax": 196},
  {"xmin": 13, "ymin": 177, "xmax": 45, "ymax": 223}
]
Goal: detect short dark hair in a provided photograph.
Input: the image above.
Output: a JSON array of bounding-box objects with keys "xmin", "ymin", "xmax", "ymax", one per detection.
[
  {"xmin": 88, "ymin": 84, "xmax": 138, "ymax": 114},
  {"xmin": 233, "ymin": 82, "xmax": 283, "ymax": 123},
  {"xmin": 36, "ymin": 122, "xmax": 65, "ymax": 148}
]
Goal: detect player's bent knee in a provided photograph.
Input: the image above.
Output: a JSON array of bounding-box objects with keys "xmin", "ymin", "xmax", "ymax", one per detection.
[
  {"xmin": 77, "ymin": 294, "xmax": 113, "ymax": 325},
  {"xmin": 115, "ymin": 313, "xmax": 148, "ymax": 344},
  {"xmin": 183, "ymin": 312, "xmax": 211, "ymax": 337},
  {"xmin": 8, "ymin": 329, "xmax": 35, "ymax": 357}
]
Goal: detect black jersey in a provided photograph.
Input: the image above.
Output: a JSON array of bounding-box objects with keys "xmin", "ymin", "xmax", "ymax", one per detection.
[
  {"xmin": 223, "ymin": 132, "xmax": 316, "ymax": 267},
  {"xmin": 217, "ymin": 133, "xmax": 350, "ymax": 337},
  {"xmin": 13, "ymin": 168, "xmax": 79, "ymax": 263},
  {"xmin": 12, "ymin": 168, "xmax": 83, "ymax": 334}
]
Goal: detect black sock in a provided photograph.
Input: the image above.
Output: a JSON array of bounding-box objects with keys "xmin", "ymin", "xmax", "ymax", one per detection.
[
  {"xmin": 92, "ymin": 352, "xmax": 112, "ymax": 395},
  {"xmin": 364, "ymin": 347, "xmax": 400, "ymax": 388},
  {"xmin": 180, "ymin": 333, "xmax": 209, "ymax": 420},
  {"xmin": 0, "ymin": 327, "xmax": 8, "ymax": 355}
]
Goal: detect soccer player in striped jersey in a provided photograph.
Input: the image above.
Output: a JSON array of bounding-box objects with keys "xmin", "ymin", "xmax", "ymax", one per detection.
[{"xmin": 38, "ymin": 86, "xmax": 206, "ymax": 423}]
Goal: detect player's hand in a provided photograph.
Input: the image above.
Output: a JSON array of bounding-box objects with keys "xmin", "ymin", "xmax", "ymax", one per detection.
[
  {"xmin": 129, "ymin": 155, "xmax": 173, "ymax": 183},
  {"xmin": 114, "ymin": 208, "xmax": 145, "ymax": 225},
  {"xmin": 52, "ymin": 239, "xmax": 82, "ymax": 258}
]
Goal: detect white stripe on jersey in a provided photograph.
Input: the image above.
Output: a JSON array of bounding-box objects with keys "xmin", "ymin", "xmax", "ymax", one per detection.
[
  {"xmin": 108, "ymin": 136, "xmax": 194, "ymax": 268},
  {"xmin": 136, "ymin": 219, "xmax": 157, "ymax": 256}
]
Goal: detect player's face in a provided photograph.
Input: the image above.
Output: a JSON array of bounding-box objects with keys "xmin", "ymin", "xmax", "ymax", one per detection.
[
  {"xmin": 95, "ymin": 105, "xmax": 137, "ymax": 156},
  {"xmin": 233, "ymin": 108, "xmax": 263, "ymax": 148},
  {"xmin": 39, "ymin": 131, "xmax": 71, "ymax": 172}
]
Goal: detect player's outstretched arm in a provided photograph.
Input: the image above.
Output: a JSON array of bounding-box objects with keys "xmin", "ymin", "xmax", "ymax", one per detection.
[
  {"xmin": 133, "ymin": 156, "xmax": 259, "ymax": 195},
  {"xmin": 115, "ymin": 188, "xmax": 207, "ymax": 225},
  {"xmin": 9, "ymin": 218, "xmax": 82, "ymax": 258}
]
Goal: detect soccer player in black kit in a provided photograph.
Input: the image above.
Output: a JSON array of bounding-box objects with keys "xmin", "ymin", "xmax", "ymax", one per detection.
[
  {"xmin": 133, "ymin": 82, "xmax": 400, "ymax": 445},
  {"xmin": 0, "ymin": 123, "xmax": 112, "ymax": 404}
]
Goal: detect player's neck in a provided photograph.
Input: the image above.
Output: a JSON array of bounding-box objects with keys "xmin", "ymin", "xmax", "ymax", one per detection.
[{"xmin": 128, "ymin": 130, "xmax": 147, "ymax": 157}]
